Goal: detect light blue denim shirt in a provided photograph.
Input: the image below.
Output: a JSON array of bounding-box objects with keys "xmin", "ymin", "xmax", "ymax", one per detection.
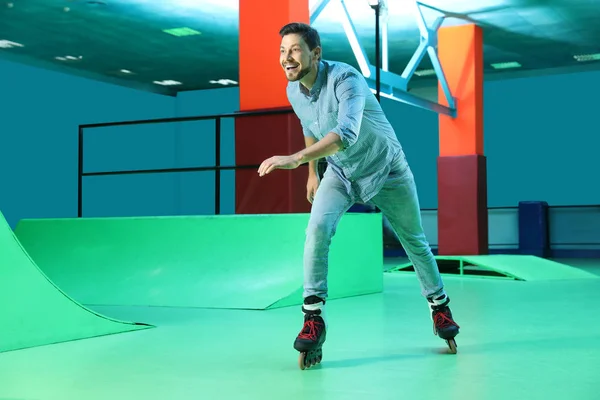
[{"xmin": 287, "ymin": 60, "xmax": 404, "ymax": 203}]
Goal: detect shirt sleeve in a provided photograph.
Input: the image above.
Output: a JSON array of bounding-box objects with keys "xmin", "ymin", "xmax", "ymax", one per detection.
[
  {"xmin": 329, "ymin": 70, "xmax": 366, "ymax": 149},
  {"xmin": 300, "ymin": 119, "xmax": 315, "ymax": 138}
]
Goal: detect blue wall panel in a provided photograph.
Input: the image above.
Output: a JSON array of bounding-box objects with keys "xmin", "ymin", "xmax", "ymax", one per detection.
[{"xmin": 0, "ymin": 57, "xmax": 598, "ymax": 254}]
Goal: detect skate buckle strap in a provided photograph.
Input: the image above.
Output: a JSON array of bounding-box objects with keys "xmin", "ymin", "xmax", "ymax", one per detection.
[{"xmin": 302, "ymin": 306, "xmax": 322, "ymax": 315}]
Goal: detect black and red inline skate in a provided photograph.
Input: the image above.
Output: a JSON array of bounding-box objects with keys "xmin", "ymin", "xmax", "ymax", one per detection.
[
  {"xmin": 294, "ymin": 295, "xmax": 326, "ymax": 369},
  {"xmin": 428, "ymin": 294, "xmax": 460, "ymax": 353}
]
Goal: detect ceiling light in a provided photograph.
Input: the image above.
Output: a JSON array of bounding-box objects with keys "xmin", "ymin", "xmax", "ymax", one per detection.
[
  {"xmin": 490, "ymin": 61, "xmax": 521, "ymax": 69},
  {"xmin": 154, "ymin": 80, "xmax": 182, "ymax": 86},
  {"xmin": 0, "ymin": 40, "xmax": 24, "ymax": 49},
  {"xmin": 573, "ymin": 53, "xmax": 600, "ymax": 62},
  {"xmin": 55, "ymin": 55, "xmax": 83, "ymax": 61},
  {"xmin": 209, "ymin": 79, "xmax": 238, "ymax": 86},
  {"xmin": 414, "ymin": 69, "xmax": 436, "ymax": 76},
  {"xmin": 163, "ymin": 27, "xmax": 201, "ymax": 37},
  {"xmin": 110, "ymin": 69, "xmax": 136, "ymax": 77}
]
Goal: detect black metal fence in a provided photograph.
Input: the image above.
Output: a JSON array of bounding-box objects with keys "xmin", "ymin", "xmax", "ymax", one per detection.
[
  {"xmin": 77, "ymin": 107, "xmax": 295, "ymax": 218},
  {"xmin": 76, "ymin": 108, "xmax": 600, "ymax": 219}
]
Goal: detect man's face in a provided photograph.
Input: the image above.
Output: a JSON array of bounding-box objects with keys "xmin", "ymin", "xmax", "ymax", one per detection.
[{"xmin": 280, "ymin": 33, "xmax": 317, "ymax": 82}]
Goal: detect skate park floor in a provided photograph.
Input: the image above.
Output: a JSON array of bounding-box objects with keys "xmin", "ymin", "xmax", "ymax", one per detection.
[{"xmin": 1, "ymin": 257, "xmax": 599, "ymax": 400}]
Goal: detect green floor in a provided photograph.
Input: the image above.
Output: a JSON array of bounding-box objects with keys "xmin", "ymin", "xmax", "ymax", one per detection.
[
  {"xmin": 1, "ymin": 269, "xmax": 599, "ymax": 400},
  {"xmin": 3, "ymin": 213, "xmax": 600, "ymax": 399}
]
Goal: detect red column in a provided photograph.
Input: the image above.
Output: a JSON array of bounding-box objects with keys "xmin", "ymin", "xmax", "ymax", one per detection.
[
  {"xmin": 437, "ymin": 24, "xmax": 488, "ymax": 255},
  {"xmin": 235, "ymin": 0, "xmax": 311, "ymax": 214}
]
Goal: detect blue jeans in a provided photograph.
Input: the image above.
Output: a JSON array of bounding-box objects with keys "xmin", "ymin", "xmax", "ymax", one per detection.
[{"xmin": 303, "ymin": 152, "xmax": 445, "ymax": 301}]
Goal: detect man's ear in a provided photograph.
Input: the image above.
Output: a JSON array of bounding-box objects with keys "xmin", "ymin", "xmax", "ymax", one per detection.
[{"xmin": 313, "ymin": 46, "xmax": 322, "ymax": 61}]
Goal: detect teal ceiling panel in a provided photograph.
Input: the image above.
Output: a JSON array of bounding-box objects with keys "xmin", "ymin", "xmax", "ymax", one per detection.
[{"xmin": 0, "ymin": 0, "xmax": 599, "ymax": 95}]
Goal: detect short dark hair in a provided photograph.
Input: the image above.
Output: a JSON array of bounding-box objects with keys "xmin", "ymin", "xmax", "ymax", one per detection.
[{"xmin": 279, "ymin": 22, "xmax": 321, "ymax": 52}]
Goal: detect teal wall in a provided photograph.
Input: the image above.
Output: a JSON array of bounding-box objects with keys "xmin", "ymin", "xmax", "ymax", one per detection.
[
  {"xmin": 174, "ymin": 88, "xmax": 239, "ymax": 216},
  {"xmin": 0, "ymin": 59, "xmax": 175, "ymax": 228},
  {"xmin": 379, "ymin": 70, "xmax": 600, "ymax": 210},
  {"xmin": 0, "ymin": 60, "xmax": 239, "ymax": 227},
  {"xmin": 484, "ymin": 71, "xmax": 597, "ymax": 207},
  {"xmin": 0, "ymin": 58, "xmax": 598, "ymax": 253}
]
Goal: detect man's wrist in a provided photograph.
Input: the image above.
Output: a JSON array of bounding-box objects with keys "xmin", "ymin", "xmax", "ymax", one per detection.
[{"xmin": 293, "ymin": 152, "xmax": 307, "ymax": 164}]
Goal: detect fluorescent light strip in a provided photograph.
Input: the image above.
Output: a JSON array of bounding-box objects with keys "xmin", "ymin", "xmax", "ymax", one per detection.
[
  {"xmin": 55, "ymin": 55, "xmax": 83, "ymax": 61},
  {"xmin": 573, "ymin": 53, "xmax": 600, "ymax": 62},
  {"xmin": 414, "ymin": 69, "xmax": 436, "ymax": 76},
  {"xmin": 163, "ymin": 27, "xmax": 201, "ymax": 37},
  {"xmin": 0, "ymin": 40, "xmax": 24, "ymax": 48},
  {"xmin": 154, "ymin": 80, "xmax": 182, "ymax": 86},
  {"xmin": 209, "ymin": 79, "xmax": 238, "ymax": 85},
  {"xmin": 490, "ymin": 61, "xmax": 521, "ymax": 69}
]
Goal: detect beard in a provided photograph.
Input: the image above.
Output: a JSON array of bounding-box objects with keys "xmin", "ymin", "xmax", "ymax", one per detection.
[
  {"xmin": 285, "ymin": 63, "xmax": 312, "ymax": 82},
  {"xmin": 285, "ymin": 55, "xmax": 313, "ymax": 82}
]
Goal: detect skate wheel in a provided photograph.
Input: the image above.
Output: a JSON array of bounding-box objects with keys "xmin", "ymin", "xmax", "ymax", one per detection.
[
  {"xmin": 298, "ymin": 348, "xmax": 323, "ymax": 370},
  {"xmin": 298, "ymin": 352, "xmax": 314, "ymax": 370},
  {"xmin": 298, "ymin": 352, "xmax": 307, "ymax": 370},
  {"xmin": 446, "ymin": 338, "xmax": 457, "ymax": 354}
]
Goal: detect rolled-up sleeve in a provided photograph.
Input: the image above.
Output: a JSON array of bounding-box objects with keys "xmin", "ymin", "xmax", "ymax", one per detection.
[{"xmin": 330, "ymin": 71, "xmax": 366, "ymax": 149}]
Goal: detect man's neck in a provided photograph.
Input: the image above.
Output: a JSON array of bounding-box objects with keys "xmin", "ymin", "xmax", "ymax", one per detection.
[{"xmin": 300, "ymin": 63, "xmax": 319, "ymax": 91}]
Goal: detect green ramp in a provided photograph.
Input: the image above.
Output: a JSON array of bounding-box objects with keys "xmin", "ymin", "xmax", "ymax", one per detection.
[
  {"xmin": 387, "ymin": 254, "xmax": 600, "ymax": 281},
  {"xmin": 15, "ymin": 213, "xmax": 383, "ymax": 309},
  {"xmin": 0, "ymin": 211, "xmax": 152, "ymax": 353}
]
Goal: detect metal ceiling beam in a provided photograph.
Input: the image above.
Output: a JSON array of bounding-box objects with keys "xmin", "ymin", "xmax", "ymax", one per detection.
[
  {"xmin": 310, "ymin": 0, "xmax": 331, "ymax": 24},
  {"xmin": 311, "ymin": 0, "xmax": 457, "ymax": 117}
]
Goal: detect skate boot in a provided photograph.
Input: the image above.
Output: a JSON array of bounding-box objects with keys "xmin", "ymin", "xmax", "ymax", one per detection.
[
  {"xmin": 428, "ymin": 294, "xmax": 460, "ymax": 354},
  {"xmin": 294, "ymin": 295, "xmax": 326, "ymax": 370}
]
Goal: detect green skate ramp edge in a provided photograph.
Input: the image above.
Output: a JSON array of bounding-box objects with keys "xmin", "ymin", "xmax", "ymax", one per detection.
[
  {"xmin": 0, "ymin": 210, "xmax": 152, "ymax": 354},
  {"xmin": 14, "ymin": 213, "xmax": 384, "ymax": 310},
  {"xmin": 387, "ymin": 255, "xmax": 600, "ymax": 281}
]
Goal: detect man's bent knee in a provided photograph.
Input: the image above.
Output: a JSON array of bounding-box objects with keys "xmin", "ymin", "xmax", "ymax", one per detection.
[{"xmin": 305, "ymin": 212, "xmax": 341, "ymax": 243}]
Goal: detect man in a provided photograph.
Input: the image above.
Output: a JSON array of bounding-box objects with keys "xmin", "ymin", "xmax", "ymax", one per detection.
[{"xmin": 258, "ymin": 22, "xmax": 460, "ymax": 366}]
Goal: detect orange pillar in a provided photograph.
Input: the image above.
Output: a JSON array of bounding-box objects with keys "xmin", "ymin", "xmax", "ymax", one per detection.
[
  {"xmin": 235, "ymin": 0, "xmax": 311, "ymax": 214},
  {"xmin": 437, "ymin": 24, "xmax": 488, "ymax": 255}
]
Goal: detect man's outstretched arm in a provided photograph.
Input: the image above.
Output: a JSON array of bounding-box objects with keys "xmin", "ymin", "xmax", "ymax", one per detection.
[
  {"xmin": 258, "ymin": 70, "xmax": 366, "ymax": 176},
  {"xmin": 293, "ymin": 132, "xmax": 343, "ymax": 165},
  {"xmin": 258, "ymin": 132, "xmax": 342, "ymax": 176}
]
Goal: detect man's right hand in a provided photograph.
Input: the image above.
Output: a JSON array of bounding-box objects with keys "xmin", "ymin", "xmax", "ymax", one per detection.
[{"xmin": 306, "ymin": 174, "xmax": 320, "ymax": 204}]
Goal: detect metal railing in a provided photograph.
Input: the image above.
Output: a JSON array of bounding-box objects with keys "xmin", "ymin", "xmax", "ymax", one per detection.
[
  {"xmin": 77, "ymin": 109, "xmax": 600, "ymax": 220},
  {"xmin": 77, "ymin": 107, "xmax": 295, "ymax": 217}
]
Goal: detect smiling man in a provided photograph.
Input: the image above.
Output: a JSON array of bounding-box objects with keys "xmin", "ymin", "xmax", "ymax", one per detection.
[{"xmin": 257, "ymin": 22, "xmax": 460, "ymax": 368}]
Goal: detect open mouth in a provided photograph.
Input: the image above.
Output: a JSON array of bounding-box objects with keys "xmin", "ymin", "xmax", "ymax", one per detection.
[{"xmin": 285, "ymin": 64, "xmax": 299, "ymax": 71}]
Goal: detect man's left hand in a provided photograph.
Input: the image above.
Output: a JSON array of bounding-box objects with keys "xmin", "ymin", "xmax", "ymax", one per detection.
[{"xmin": 258, "ymin": 155, "xmax": 301, "ymax": 177}]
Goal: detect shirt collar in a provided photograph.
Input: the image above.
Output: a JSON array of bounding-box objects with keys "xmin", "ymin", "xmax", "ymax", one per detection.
[{"xmin": 300, "ymin": 60, "xmax": 327, "ymax": 98}]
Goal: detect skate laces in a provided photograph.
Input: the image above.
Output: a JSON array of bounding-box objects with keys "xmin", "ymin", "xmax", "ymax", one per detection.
[
  {"xmin": 298, "ymin": 318, "xmax": 323, "ymax": 341},
  {"xmin": 433, "ymin": 309, "xmax": 459, "ymax": 333}
]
